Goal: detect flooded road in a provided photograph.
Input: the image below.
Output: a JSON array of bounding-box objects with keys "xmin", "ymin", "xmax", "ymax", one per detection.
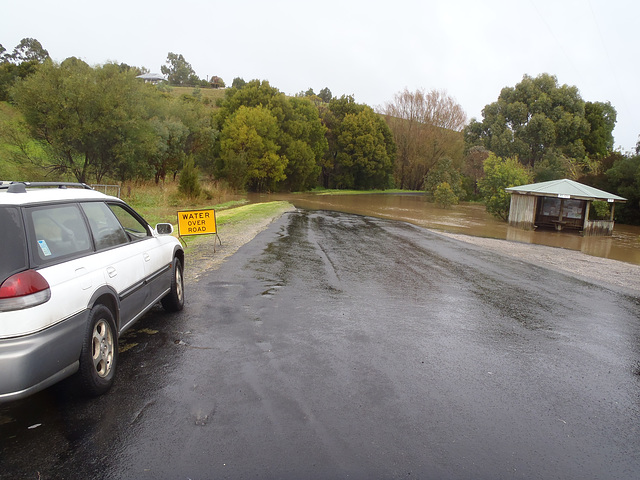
[
  {"xmin": 253, "ymin": 193, "xmax": 640, "ymax": 265},
  {"xmin": 2, "ymin": 210, "xmax": 638, "ymax": 479}
]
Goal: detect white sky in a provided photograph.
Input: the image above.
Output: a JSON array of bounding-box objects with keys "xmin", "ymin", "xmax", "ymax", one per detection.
[{"xmin": 4, "ymin": 0, "xmax": 639, "ymax": 151}]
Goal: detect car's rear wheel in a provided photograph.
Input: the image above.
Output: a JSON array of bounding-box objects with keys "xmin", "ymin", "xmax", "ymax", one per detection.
[
  {"xmin": 161, "ymin": 257, "xmax": 184, "ymax": 312},
  {"xmin": 77, "ymin": 304, "xmax": 117, "ymax": 396}
]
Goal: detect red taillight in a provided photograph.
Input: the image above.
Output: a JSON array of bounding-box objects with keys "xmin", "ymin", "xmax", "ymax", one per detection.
[{"xmin": 0, "ymin": 270, "xmax": 51, "ymax": 311}]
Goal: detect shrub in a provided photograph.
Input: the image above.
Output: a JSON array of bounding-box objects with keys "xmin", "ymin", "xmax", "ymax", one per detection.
[
  {"xmin": 178, "ymin": 157, "xmax": 201, "ymax": 198},
  {"xmin": 434, "ymin": 182, "xmax": 458, "ymax": 208}
]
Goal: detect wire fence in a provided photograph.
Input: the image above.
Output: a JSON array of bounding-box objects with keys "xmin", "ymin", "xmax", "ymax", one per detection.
[{"xmin": 91, "ymin": 184, "xmax": 121, "ymax": 198}]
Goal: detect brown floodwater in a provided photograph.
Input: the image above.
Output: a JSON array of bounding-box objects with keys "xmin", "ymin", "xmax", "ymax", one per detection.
[{"xmin": 248, "ymin": 192, "xmax": 640, "ymax": 266}]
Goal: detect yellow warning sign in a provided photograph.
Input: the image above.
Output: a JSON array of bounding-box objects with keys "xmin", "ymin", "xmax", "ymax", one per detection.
[{"xmin": 177, "ymin": 209, "xmax": 217, "ymax": 236}]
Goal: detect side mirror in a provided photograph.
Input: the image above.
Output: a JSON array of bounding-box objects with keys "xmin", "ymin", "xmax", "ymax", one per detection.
[{"xmin": 155, "ymin": 223, "xmax": 174, "ymax": 235}]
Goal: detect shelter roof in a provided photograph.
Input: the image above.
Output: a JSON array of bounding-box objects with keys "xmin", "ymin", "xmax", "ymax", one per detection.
[
  {"xmin": 506, "ymin": 179, "xmax": 626, "ymax": 202},
  {"xmin": 136, "ymin": 73, "xmax": 167, "ymax": 81}
]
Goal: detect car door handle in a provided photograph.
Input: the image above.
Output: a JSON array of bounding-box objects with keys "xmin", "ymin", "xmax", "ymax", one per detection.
[
  {"xmin": 143, "ymin": 252, "xmax": 150, "ymax": 262},
  {"xmin": 106, "ymin": 266, "xmax": 117, "ymax": 278}
]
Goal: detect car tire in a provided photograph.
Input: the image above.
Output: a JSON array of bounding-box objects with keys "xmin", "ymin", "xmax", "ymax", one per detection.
[
  {"xmin": 161, "ymin": 257, "xmax": 184, "ymax": 312},
  {"xmin": 77, "ymin": 304, "xmax": 118, "ymax": 396}
]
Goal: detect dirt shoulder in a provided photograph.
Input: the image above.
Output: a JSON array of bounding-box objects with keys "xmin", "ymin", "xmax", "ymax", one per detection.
[
  {"xmin": 183, "ymin": 204, "xmax": 296, "ymax": 282},
  {"xmin": 183, "ymin": 206, "xmax": 640, "ymax": 296}
]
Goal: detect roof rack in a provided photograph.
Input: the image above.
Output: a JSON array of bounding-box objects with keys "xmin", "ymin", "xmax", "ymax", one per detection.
[{"xmin": 0, "ymin": 181, "xmax": 95, "ymax": 194}]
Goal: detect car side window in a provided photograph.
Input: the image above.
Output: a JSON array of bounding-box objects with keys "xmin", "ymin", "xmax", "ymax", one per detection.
[
  {"xmin": 28, "ymin": 204, "xmax": 92, "ymax": 262},
  {"xmin": 81, "ymin": 202, "xmax": 129, "ymax": 250},
  {"xmin": 107, "ymin": 203, "xmax": 150, "ymax": 240}
]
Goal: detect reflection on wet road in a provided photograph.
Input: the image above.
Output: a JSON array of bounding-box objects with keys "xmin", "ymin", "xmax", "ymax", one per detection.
[{"xmin": 1, "ymin": 210, "xmax": 639, "ymax": 479}]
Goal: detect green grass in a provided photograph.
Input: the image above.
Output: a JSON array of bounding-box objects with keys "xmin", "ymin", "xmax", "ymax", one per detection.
[{"xmin": 215, "ymin": 201, "xmax": 292, "ymax": 226}]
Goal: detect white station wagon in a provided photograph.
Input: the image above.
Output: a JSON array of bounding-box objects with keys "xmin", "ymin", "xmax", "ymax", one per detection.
[{"xmin": 0, "ymin": 182, "xmax": 184, "ymax": 402}]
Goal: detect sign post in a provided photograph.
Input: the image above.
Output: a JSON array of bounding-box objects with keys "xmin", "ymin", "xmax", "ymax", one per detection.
[{"xmin": 176, "ymin": 208, "xmax": 221, "ymax": 249}]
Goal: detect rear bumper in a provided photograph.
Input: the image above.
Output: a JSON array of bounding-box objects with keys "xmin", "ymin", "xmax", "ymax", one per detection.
[{"xmin": 0, "ymin": 311, "xmax": 88, "ymax": 402}]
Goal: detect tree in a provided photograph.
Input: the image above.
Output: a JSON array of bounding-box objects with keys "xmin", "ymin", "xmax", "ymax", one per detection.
[
  {"xmin": 464, "ymin": 74, "xmax": 602, "ymax": 168},
  {"xmin": 320, "ymin": 95, "xmax": 395, "ymax": 189},
  {"xmin": 161, "ymin": 52, "xmax": 198, "ymax": 86},
  {"xmin": 280, "ymin": 96, "xmax": 328, "ymax": 191},
  {"xmin": 381, "ymin": 88, "xmax": 467, "ymax": 190},
  {"xmin": 0, "ymin": 60, "xmax": 39, "ymax": 101},
  {"xmin": 231, "ymin": 77, "xmax": 246, "ymax": 89},
  {"xmin": 333, "ymin": 107, "xmax": 395, "ymax": 189},
  {"xmin": 583, "ymin": 101, "xmax": 616, "ymax": 157},
  {"xmin": 424, "ymin": 157, "xmax": 464, "ymax": 201},
  {"xmin": 604, "ymin": 154, "xmax": 640, "ymax": 224},
  {"xmin": 318, "ymin": 87, "xmax": 332, "ymax": 103},
  {"xmin": 463, "ymin": 145, "xmax": 490, "ymax": 199},
  {"xmin": 10, "ymin": 61, "xmax": 156, "ymax": 183},
  {"xmin": 147, "ymin": 116, "xmax": 189, "ymax": 183},
  {"xmin": 0, "ymin": 38, "xmax": 49, "ymax": 101},
  {"xmin": 218, "ymin": 105, "xmax": 286, "ymax": 192},
  {"xmin": 433, "ymin": 182, "xmax": 458, "ymax": 208},
  {"xmin": 214, "ymin": 80, "xmax": 326, "ymax": 191},
  {"xmin": 6, "ymin": 38, "xmax": 49, "ymax": 64},
  {"xmin": 478, "ymin": 154, "xmax": 532, "ymax": 221},
  {"xmin": 178, "ymin": 156, "xmax": 202, "ymax": 198}
]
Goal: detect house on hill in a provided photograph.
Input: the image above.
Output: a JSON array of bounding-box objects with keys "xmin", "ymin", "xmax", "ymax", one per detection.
[
  {"xmin": 505, "ymin": 179, "xmax": 626, "ymax": 236},
  {"xmin": 136, "ymin": 73, "xmax": 167, "ymax": 84}
]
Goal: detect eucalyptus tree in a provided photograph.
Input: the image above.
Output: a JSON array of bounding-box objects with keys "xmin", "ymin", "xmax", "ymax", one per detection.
[
  {"xmin": 161, "ymin": 52, "xmax": 199, "ymax": 86},
  {"xmin": 464, "ymin": 74, "xmax": 616, "ymax": 175}
]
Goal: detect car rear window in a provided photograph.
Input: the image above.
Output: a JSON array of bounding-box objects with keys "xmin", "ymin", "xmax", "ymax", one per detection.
[{"xmin": 0, "ymin": 206, "xmax": 28, "ymax": 283}]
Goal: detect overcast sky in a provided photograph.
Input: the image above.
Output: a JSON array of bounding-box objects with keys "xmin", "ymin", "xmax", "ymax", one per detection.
[{"xmin": 4, "ymin": 0, "xmax": 639, "ymax": 151}]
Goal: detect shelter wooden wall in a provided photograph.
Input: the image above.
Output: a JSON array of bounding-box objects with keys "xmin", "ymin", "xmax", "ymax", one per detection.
[{"xmin": 508, "ymin": 194, "xmax": 536, "ymax": 230}]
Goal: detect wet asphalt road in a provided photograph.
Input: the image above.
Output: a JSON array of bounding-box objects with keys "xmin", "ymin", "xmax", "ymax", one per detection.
[{"xmin": 1, "ymin": 210, "xmax": 640, "ymax": 479}]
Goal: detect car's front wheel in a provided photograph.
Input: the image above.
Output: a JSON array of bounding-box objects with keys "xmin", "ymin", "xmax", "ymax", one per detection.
[
  {"xmin": 161, "ymin": 257, "xmax": 184, "ymax": 312},
  {"xmin": 77, "ymin": 304, "xmax": 117, "ymax": 396}
]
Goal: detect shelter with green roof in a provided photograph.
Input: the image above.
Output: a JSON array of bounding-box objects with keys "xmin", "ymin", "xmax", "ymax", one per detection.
[{"xmin": 505, "ymin": 179, "xmax": 626, "ymax": 236}]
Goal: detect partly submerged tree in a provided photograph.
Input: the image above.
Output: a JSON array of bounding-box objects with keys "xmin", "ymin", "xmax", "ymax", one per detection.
[
  {"xmin": 478, "ymin": 154, "xmax": 532, "ymax": 221},
  {"xmin": 424, "ymin": 157, "xmax": 464, "ymax": 201},
  {"xmin": 433, "ymin": 182, "xmax": 458, "ymax": 208}
]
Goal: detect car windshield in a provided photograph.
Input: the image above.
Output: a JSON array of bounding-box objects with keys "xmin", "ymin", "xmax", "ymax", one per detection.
[{"xmin": 0, "ymin": 206, "xmax": 28, "ymax": 283}]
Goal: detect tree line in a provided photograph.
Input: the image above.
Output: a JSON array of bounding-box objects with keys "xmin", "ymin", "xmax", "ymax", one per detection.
[{"xmin": 2, "ymin": 38, "xmax": 639, "ymax": 223}]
